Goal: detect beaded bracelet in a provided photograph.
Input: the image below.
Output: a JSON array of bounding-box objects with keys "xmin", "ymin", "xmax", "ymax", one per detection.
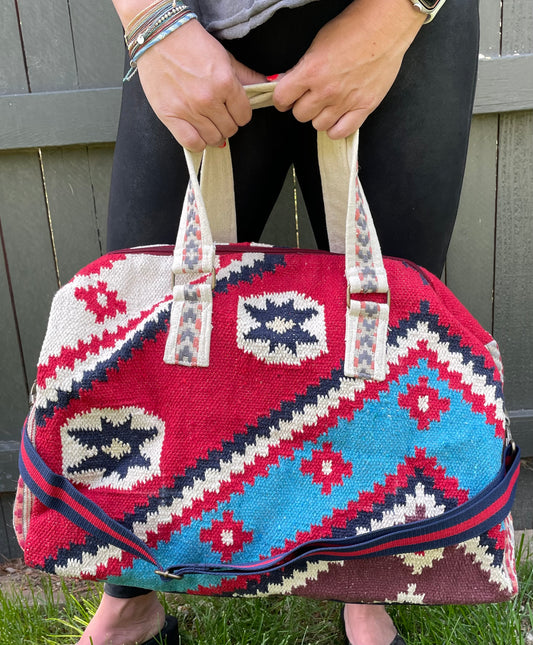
[{"xmin": 123, "ymin": 0, "xmax": 197, "ymax": 81}]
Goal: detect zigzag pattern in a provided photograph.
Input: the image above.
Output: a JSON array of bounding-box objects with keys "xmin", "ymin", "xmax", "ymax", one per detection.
[
  {"xmin": 35, "ymin": 305, "xmax": 171, "ymax": 427},
  {"xmin": 21, "ymin": 250, "xmax": 516, "ymax": 604},
  {"xmin": 213, "ymin": 252, "xmax": 286, "ymax": 294},
  {"xmin": 39, "ymin": 307, "xmax": 508, "ymax": 590},
  {"xmin": 43, "ymin": 362, "xmax": 357, "ymax": 575},
  {"xmin": 35, "ymin": 252, "xmax": 286, "ymax": 426}
]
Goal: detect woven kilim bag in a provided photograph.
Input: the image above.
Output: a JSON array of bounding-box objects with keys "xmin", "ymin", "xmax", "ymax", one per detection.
[{"xmin": 15, "ymin": 85, "xmax": 519, "ymax": 605}]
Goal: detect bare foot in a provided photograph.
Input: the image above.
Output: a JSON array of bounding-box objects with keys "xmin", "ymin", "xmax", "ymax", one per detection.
[
  {"xmin": 76, "ymin": 591, "xmax": 166, "ymax": 645},
  {"xmin": 343, "ymin": 604, "xmax": 399, "ymax": 645}
]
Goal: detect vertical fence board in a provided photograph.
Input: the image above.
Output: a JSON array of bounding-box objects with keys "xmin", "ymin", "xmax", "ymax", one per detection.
[
  {"xmin": 478, "ymin": 0, "xmax": 502, "ymax": 55},
  {"xmin": 0, "ymin": 493, "xmax": 21, "ymax": 558},
  {"xmin": 502, "ymin": 0, "xmax": 533, "ymax": 54},
  {"xmin": 17, "ymin": 0, "xmax": 77, "ymax": 91},
  {"xmin": 0, "ymin": 441, "xmax": 20, "ymax": 493},
  {"xmin": 446, "ymin": 115, "xmax": 498, "ymax": 332},
  {"xmin": 87, "ymin": 145, "xmax": 115, "ymax": 253},
  {"xmin": 446, "ymin": 0, "xmax": 500, "ymax": 315},
  {"xmin": 494, "ymin": 0, "xmax": 533, "ymax": 411},
  {"xmin": 0, "ymin": 243, "xmax": 28, "ymax": 439},
  {"xmin": 41, "ymin": 147, "xmax": 104, "ymax": 283},
  {"xmin": 493, "ymin": 111, "xmax": 533, "ymax": 410},
  {"xmin": 432, "ymin": 0, "xmax": 500, "ymax": 319},
  {"xmin": 0, "ymin": 151, "xmax": 59, "ymax": 384},
  {"xmin": 69, "ymin": 0, "xmax": 124, "ymax": 89},
  {"xmin": 0, "ymin": 1, "xmax": 29, "ymax": 94}
]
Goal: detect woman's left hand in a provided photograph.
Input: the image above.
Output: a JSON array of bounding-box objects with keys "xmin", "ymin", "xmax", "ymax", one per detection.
[{"xmin": 272, "ymin": 0, "xmax": 426, "ymax": 138}]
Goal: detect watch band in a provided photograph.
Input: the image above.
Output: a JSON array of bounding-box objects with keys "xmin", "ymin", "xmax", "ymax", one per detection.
[{"xmin": 409, "ymin": 0, "xmax": 447, "ymax": 23}]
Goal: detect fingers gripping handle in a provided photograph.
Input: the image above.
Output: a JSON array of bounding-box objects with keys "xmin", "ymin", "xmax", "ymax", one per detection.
[{"xmin": 164, "ymin": 83, "xmax": 389, "ymax": 380}]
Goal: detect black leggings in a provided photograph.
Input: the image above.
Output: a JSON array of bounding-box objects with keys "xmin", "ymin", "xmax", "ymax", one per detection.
[{"xmin": 105, "ymin": 0, "xmax": 479, "ymax": 596}]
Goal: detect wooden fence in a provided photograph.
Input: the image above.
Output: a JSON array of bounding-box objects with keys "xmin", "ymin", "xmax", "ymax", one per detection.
[{"xmin": 1, "ymin": 0, "xmax": 532, "ymax": 557}]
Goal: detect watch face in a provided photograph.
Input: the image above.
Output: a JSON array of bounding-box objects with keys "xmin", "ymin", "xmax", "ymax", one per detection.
[
  {"xmin": 418, "ymin": 0, "xmax": 443, "ymax": 8},
  {"xmin": 412, "ymin": 0, "xmax": 446, "ymax": 22}
]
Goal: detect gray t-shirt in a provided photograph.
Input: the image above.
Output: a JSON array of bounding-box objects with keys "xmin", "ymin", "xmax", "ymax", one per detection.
[{"xmin": 188, "ymin": 0, "xmax": 319, "ymax": 40}]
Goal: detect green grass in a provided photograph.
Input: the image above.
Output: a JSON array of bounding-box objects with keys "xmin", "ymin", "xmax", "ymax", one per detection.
[{"xmin": 1, "ymin": 541, "xmax": 531, "ymax": 645}]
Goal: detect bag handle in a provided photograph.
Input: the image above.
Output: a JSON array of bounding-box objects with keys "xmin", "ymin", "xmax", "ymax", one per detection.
[
  {"xmin": 197, "ymin": 83, "xmax": 286, "ymax": 244},
  {"xmin": 163, "ymin": 83, "xmax": 389, "ymax": 380}
]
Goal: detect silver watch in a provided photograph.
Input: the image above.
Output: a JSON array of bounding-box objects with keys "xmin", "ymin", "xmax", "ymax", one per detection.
[{"xmin": 409, "ymin": 0, "xmax": 447, "ymax": 23}]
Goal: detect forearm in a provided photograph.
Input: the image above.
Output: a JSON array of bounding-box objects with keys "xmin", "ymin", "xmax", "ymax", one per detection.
[
  {"xmin": 110, "ymin": 0, "xmax": 264, "ymax": 150},
  {"xmin": 347, "ymin": 0, "xmax": 426, "ymax": 36},
  {"xmin": 339, "ymin": 0, "xmax": 426, "ymax": 57}
]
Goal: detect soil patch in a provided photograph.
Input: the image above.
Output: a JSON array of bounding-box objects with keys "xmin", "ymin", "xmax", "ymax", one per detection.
[{"xmin": 0, "ymin": 557, "xmax": 97, "ymax": 602}]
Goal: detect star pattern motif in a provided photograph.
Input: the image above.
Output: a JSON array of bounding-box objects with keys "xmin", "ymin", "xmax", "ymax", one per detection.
[
  {"xmin": 67, "ymin": 415, "xmax": 157, "ymax": 479},
  {"xmin": 243, "ymin": 299, "xmax": 319, "ymax": 355},
  {"xmin": 74, "ymin": 280, "xmax": 127, "ymax": 323},
  {"xmin": 300, "ymin": 441, "xmax": 353, "ymax": 495}
]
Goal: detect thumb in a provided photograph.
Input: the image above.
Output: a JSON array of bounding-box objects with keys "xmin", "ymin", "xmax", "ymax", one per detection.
[
  {"xmin": 230, "ymin": 57, "xmax": 267, "ymax": 86},
  {"xmin": 271, "ymin": 65, "xmax": 308, "ymax": 112}
]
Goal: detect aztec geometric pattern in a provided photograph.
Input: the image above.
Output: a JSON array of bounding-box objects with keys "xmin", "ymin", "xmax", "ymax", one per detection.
[
  {"xmin": 236, "ymin": 291, "xmax": 327, "ymax": 364},
  {"xmin": 164, "ymin": 182, "xmax": 214, "ymax": 367},
  {"xmin": 351, "ymin": 178, "xmax": 382, "ymax": 293},
  {"xmin": 15, "ymin": 244, "xmax": 519, "ymax": 604}
]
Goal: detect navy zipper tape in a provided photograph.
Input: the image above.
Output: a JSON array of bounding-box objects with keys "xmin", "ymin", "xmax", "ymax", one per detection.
[
  {"xmin": 19, "ymin": 415, "xmax": 519, "ymax": 579},
  {"xmin": 165, "ymin": 443, "xmax": 520, "ymax": 577}
]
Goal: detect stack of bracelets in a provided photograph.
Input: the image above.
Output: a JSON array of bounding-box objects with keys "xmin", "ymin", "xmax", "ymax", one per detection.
[{"xmin": 123, "ymin": 0, "xmax": 197, "ymax": 81}]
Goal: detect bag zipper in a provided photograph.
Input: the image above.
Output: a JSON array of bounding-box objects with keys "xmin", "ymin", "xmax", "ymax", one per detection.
[
  {"xmin": 108, "ymin": 244, "xmax": 337, "ymax": 257},
  {"xmin": 108, "ymin": 245, "xmax": 426, "ymax": 279}
]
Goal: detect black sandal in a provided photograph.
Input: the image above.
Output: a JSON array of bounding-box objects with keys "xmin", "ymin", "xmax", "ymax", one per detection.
[{"xmin": 141, "ymin": 614, "xmax": 179, "ymax": 645}]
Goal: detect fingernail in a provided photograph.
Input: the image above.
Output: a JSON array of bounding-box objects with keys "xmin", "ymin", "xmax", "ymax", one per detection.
[
  {"xmin": 218, "ymin": 141, "xmax": 227, "ymax": 148},
  {"xmin": 267, "ymin": 74, "xmax": 279, "ymax": 82}
]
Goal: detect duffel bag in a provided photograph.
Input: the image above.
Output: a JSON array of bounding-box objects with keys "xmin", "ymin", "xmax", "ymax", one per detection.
[{"xmin": 15, "ymin": 84, "xmax": 519, "ymax": 605}]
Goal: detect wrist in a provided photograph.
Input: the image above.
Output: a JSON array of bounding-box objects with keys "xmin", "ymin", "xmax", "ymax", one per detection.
[
  {"xmin": 408, "ymin": 0, "xmax": 447, "ymax": 23},
  {"xmin": 122, "ymin": 1, "xmax": 198, "ymax": 81},
  {"xmin": 112, "ymin": 0, "xmax": 160, "ymax": 28},
  {"xmin": 344, "ymin": 0, "xmax": 426, "ymax": 46}
]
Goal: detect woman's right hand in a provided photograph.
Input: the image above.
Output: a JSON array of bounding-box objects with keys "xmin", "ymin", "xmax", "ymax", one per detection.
[{"xmin": 126, "ymin": 18, "xmax": 266, "ymax": 150}]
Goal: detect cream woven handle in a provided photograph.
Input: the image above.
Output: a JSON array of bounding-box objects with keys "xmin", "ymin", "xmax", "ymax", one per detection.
[
  {"xmin": 194, "ymin": 84, "xmax": 385, "ymax": 265},
  {"xmin": 164, "ymin": 83, "xmax": 389, "ymax": 380},
  {"xmin": 196, "ymin": 83, "xmax": 277, "ymax": 243}
]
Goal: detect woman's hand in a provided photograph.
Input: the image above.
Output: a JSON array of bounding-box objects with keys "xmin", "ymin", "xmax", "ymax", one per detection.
[
  {"xmin": 273, "ymin": 0, "xmax": 426, "ymax": 138},
  {"xmin": 136, "ymin": 20, "xmax": 266, "ymax": 150},
  {"xmin": 113, "ymin": 1, "xmax": 266, "ymax": 151}
]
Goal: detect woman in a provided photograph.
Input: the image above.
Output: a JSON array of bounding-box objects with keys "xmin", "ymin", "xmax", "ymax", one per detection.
[{"xmin": 77, "ymin": 0, "xmax": 479, "ymax": 642}]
